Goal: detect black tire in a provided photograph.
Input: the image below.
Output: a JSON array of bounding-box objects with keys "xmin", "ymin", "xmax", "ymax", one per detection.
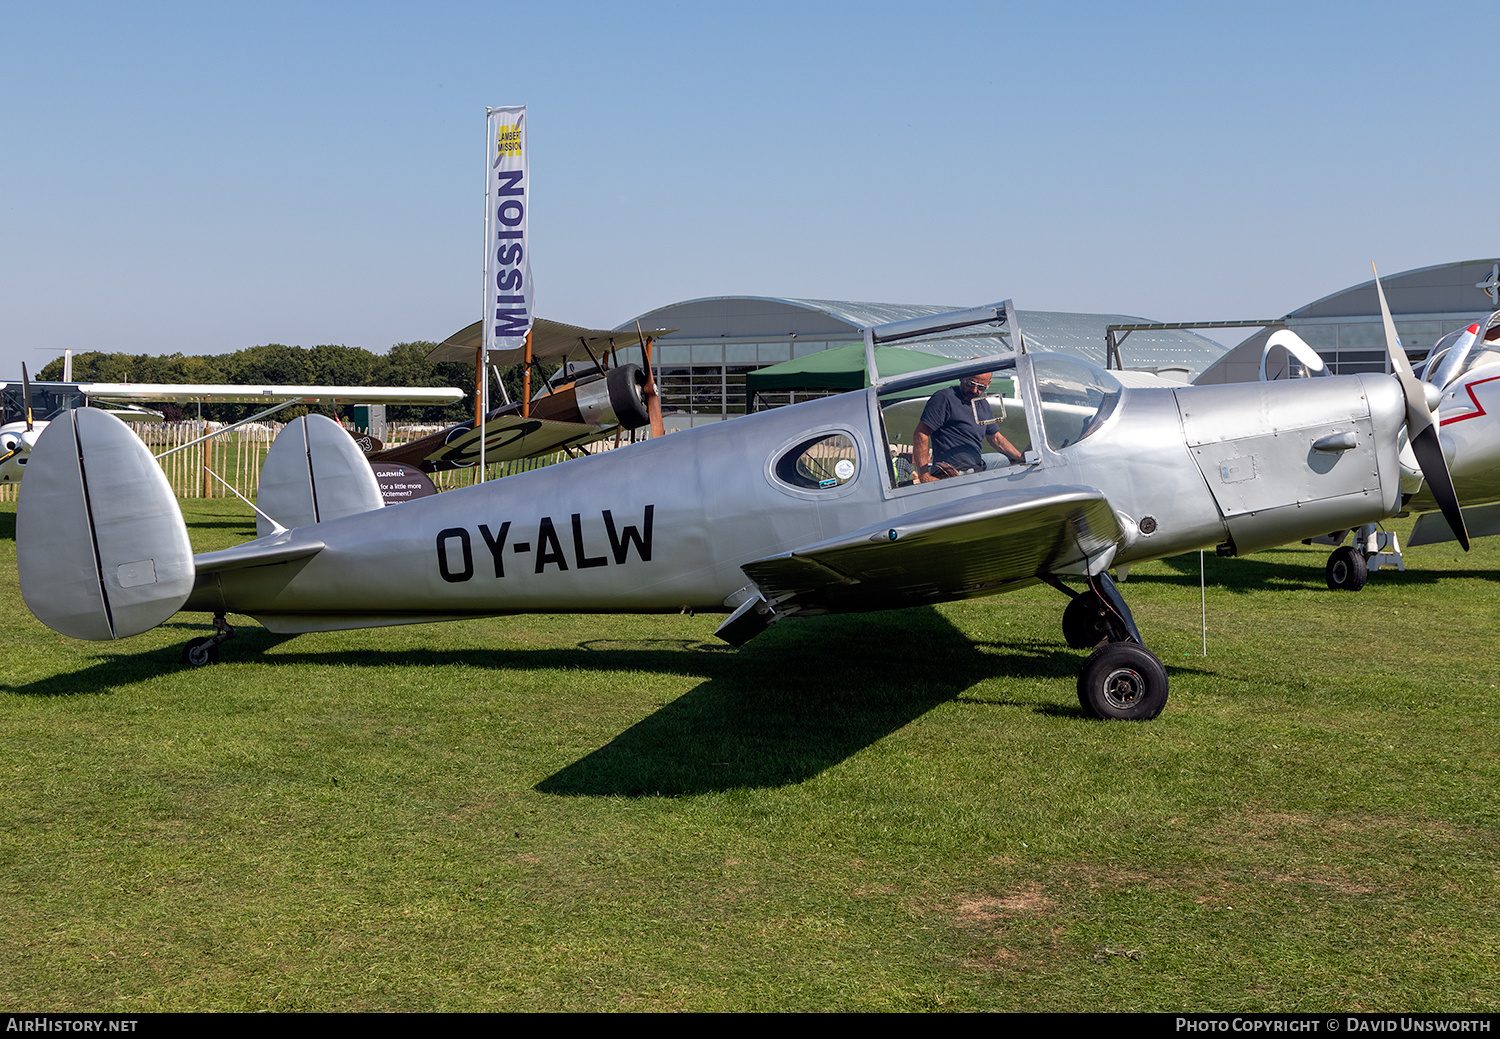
[
  {"xmin": 606, "ymin": 364, "xmax": 651, "ymax": 430},
  {"xmin": 1062, "ymin": 592, "xmax": 1111, "ymax": 649},
  {"xmin": 182, "ymin": 637, "xmax": 219, "ymax": 667},
  {"xmin": 1077, "ymin": 643, "xmax": 1168, "ymax": 721},
  {"xmin": 1325, "ymin": 545, "xmax": 1369, "ymax": 592}
]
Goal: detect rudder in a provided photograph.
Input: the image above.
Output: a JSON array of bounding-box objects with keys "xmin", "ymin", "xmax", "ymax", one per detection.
[{"xmin": 18, "ymin": 409, "xmax": 194, "ymax": 639}]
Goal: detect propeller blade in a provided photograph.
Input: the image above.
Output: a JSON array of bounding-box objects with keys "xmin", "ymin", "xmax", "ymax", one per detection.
[
  {"xmin": 1375, "ymin": 265, "xmax": 1469, "ymax": 550},
  {"xmin": 637, "ymin": 321, "xmax": 665, "ymax": 439},
  {"xmin": 21, "ymin": 362, "xmax": 33, "ymax": 432}
]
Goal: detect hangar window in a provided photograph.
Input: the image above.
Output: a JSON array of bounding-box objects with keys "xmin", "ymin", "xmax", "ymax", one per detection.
[{"xmin": 775, "ymin": 433, "xmax": 860, "ymax": 490}]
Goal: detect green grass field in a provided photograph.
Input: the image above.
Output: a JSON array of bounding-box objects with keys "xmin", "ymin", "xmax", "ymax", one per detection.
[{"xmin": 1, "ymin": 498, "xmax": 1496, "ymax": 1011}]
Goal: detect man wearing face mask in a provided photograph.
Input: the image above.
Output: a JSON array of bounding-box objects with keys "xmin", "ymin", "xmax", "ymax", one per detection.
[{"xmin": 912, "ymin": 370, "xmax": 1025, "ymax": 483}]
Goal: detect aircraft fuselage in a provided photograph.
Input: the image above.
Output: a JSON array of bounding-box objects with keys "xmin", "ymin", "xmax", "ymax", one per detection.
[{"xmin": 185, "ymin": 354, "xmax": 1408, "ymax": 633}]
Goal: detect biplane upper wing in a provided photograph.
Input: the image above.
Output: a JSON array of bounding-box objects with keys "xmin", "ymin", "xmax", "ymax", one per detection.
[
  {"xmin": 739, "ymin": 486, "xmax": 1121, "ymax": 616},
  {"xmin": 425, "ymin": 318, "xmax": 675, "ymax": 365}
]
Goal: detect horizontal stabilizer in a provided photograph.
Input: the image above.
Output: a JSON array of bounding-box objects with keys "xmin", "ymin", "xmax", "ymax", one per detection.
[
  {"xmin": 1408, "ymin": 502, "xmax": 1500, "ymax": 546},
  {"xmin": 194, "ymin": 531, "xmax": 325, "ymax": 575},
  {"xmin": 741, "ymin": 486, "xmax": 1120, "ymax": 614},
  {"xmin": 17, "ymin": 409, "xmax": 194, "ymax": 639}
]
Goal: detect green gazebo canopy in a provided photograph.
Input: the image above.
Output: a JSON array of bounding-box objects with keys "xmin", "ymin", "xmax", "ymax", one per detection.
[{"xmin": 744, "ymin": 341, "xmax": 951, "ymax": 396}]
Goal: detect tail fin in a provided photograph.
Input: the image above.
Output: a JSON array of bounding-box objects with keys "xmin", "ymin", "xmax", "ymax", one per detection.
[
  {"xmin": 18, "ymin": 409, "xmax": 194, "ymax": 639},
  {"xmin": 256, "ymin": 414, "xmax": 384, "ymax": 535}
]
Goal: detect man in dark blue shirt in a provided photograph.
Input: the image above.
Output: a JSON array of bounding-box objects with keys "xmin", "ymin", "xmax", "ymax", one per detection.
[{"xmin": 913, "ymin": 371, "xmax": 1025, "ymax": 482}]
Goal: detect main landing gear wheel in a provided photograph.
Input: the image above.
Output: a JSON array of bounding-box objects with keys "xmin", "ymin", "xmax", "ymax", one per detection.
[
  {"xmin": 182, "ymin": 637, "xmax": 219, "ymax": 667},
  {"xmin": 1062, "ymin": 592, "xmax": 1112, "ymax": 648},
  {"xmin": 1325, "ymin": 545, "xmax": 1369, "ymax": 592},
  {"xmin": 1077, "ymin": 643, "xmax": 1169, "ymax": 721}
]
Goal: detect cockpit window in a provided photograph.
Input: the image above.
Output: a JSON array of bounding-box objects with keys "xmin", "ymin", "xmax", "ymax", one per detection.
[
  {"xmin": 877, "ymin": 359, "xmax": 1033, "ymax": 488},
  {"xmin": 1, "ymin": 384, "xmax": 80, "ymax": 425},
  {"xmin": 774, "ymin": 433, "xmax": 859, "ymax": 490},
  {"xmin": 1031, "ymin": 356, "xmax": 1122, "ymax": 450},
  {"xmin": 1424, "ymin": 319, "xmax": 1500, "ymax": 387},
  {"xmin": 1451, "ymin": 344, "xmax": 1500, "ymax": 382}
]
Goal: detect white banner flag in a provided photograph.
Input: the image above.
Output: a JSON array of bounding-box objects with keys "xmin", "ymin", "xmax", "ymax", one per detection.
[{"xmin": 483, "ymin": 106, "xmax": 532, "ymax": 357}]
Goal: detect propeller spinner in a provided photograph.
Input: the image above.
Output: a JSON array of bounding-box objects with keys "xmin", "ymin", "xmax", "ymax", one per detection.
[{"xmin": 0, "ymin": 363, "xmax": 38, "ymax": 470}]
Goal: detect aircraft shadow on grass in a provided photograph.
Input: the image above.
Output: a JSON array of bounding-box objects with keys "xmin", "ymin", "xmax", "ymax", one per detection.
[
  {"xmin": 538, "ymin": 609, "xmax": 1106, "ymax": 798},
  {"xmin": 1139, "ymin": 550, "xmax": 1332, "ymax": 593},
  {"xmin": 2, "ymin": 607, "xmax": 1149, "ymax": 795},
  {"xmin": 1147, "ymin": 549, "xmax": 1498, "ymax": 592}
]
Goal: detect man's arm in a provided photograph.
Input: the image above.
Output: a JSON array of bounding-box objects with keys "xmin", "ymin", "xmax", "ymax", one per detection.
[
  {"xmin": 987, "ymin": 430, "xmax": 1024, "ymax": 465},
  {"xmin": 913, "ymin": 422, "xmax": 936, "ymax": 482}
]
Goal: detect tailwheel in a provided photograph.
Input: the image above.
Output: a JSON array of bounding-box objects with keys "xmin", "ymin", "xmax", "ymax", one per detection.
[
  {"xmin": 1077, "ymin": 643, "xmax": 1169, "ymax": 721},
  {"xmin": 181, "ymin": 615, "xmax": 236, "ymax": 668},
  {"xmin": 1325, "ymin": 545, "xmax": 1369, "ymax": 591},
  {"xmin": 182, "ymin": 637, "xmax": 219, "ymax": 667},
  {"xmin": 1061, "ymin": 591, "xmax": 1111, "ymax": 648}
]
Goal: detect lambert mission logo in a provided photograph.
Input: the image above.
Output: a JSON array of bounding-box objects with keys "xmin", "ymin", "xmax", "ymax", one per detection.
[{"xmin": 495, "ymin": 123, "xmax": 523, "ymax": 157}]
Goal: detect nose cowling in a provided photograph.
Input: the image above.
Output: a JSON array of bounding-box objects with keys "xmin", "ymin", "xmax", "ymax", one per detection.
[{"xmin": 1175, "ymin": 374, "xmax": 1405, "ymax": 557}]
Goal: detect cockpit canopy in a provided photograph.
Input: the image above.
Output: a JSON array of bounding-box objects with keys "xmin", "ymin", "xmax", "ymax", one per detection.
[
  {"xmin": 1030, "ymin": 355, "xmax": 1123, "ymax": 450},
  {"xmin": 874, "ymin": 353, "xmax": 1124, "ymax": 489}
]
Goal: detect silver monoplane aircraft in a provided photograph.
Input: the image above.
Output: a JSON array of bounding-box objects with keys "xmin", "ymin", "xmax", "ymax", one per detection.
[{"xmin": 15, "ymin": 289, "xmax": 1465, "ymax": 721}]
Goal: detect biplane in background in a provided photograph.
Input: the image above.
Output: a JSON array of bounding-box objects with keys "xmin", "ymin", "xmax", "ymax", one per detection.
[{"xmin": 368, "ymin": 317, "xmax": 673, "ymax": 472}]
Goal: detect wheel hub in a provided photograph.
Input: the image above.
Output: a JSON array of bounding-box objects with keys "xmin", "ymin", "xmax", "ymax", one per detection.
[{"xmin": 1102, "ymin": 667, "xmax": 1144, "ymax": 708}]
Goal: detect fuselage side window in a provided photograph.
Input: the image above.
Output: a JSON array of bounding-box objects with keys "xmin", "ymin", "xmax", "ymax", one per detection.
[{"xmin": 774, "ymin": 433, "xmax": 860, "ymax": 490}]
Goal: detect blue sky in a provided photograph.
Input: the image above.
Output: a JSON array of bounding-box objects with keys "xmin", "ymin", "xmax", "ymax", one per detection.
[{"xmin": 2, "ymin": 1, "xmax": 1494, "ymax": 377}]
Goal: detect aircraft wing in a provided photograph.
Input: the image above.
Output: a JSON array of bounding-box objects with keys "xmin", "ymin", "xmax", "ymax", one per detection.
[
  {"xmin": 740, "ymin": 486, "xmax": 1121, "ymax": 615},
  {"xmin": 426, "ymin": 317, "xmax": 676, "ymax": 365},
  {"xmin": 77, "ymin": 384, "xmax": 463, "ymax": 406},
  {"xmin": 369, "ymin": 412, "xmax": 616, "ymax": 472}
]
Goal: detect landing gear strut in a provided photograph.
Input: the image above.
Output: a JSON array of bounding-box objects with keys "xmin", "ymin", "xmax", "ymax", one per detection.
[
  {"xmin": 182, "ymin": 615, "xmax": 235, "ymax": 667},
  {"xmin": 1057, "ymin": 573, "xmax": 1169, "ymax": 721},
  {"xmin": 1061, "ymin": 591, "xmax": 1111, "ymax": 648}
]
